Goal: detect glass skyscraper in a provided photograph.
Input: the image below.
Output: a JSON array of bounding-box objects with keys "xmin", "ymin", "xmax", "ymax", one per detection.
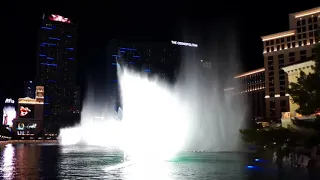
[
  {"xmin": 24, "ymin": 80, "xmax": 35, "ymax": 98},
  {"xmin": 36, "ymin": 14, "xmax": 77, "ymax": 130},
  {"xmin": 106, "ymin": 40, "xmax": 184, "ymax": 111}
]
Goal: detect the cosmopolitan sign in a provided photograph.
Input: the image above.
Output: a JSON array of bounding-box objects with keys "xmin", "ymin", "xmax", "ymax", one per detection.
[{"xmin": 171, "ymin": 40, "xmax": 198, "ymax": 47}]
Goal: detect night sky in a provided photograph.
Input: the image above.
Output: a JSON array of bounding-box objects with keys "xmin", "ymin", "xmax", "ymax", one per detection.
[{"xmin": 2, "ymin": 1, "xmax": 320, "ymax": 103}]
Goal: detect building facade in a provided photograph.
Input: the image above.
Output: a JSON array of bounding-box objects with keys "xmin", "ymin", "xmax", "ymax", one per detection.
[
  {"xmin": 281, "ymin": 60, "xmax": 317, "ymax": 129},
  {"xmin": 36, "ymin": 14, "xmax": 78, "ymax": 129},
  {"xmin": 13, "ymin": 86, "xmax": 44, "ymax": 138},
  {"xmin": 261, "ymin": 7, "xmax": 320, "ymax": 120},
  {"xmin": 232, "ymin": 68, "xmax": 266, "ymax": 119},
  {"xmin": 24, "ymin": 81, "xmax": 35, "ymax": 98},
  {"xmin": 282, "ymin": 60, "xmax": 316, "ymax": 117}
]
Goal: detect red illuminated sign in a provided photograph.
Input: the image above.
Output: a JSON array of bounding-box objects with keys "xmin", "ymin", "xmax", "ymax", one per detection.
[
  {"xmin": 49, "ymin": 14, "xmax": 71, "ymax": 23},
  {"xmin": 20, "ymin": 106, "xmax": 31, "ymax": 117}
]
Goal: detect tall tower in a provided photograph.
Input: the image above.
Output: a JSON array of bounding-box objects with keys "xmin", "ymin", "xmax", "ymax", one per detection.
[
  {"xmin": 24, "ymin": 80, "xmax": 35, "ymax": 98},
  {"xmin": 36, "ymin": 14, "xmax": 77, "ymax": 129}
]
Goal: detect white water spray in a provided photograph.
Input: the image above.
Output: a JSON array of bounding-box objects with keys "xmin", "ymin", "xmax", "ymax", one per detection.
[{"xmin": 59, "ymin": 46, "xmax": 247, "ymax": 161}]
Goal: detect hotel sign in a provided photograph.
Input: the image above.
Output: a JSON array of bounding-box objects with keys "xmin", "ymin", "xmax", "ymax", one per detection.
[{"xmin": 171, "ymin": 40, "xmax": 198, "ymax": 47}]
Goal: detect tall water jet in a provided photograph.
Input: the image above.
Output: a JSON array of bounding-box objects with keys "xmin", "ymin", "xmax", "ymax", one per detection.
[
  {"xmin": 117, "ymin": 66, "xmax": 190, "ymax": 161},
  {"xmin": 59, "ymin": 33, "xmax": 248, "ymax": 158},
  {"xmin": 175, "ymin": 26, "xmax": 248, "ymax": 152}
]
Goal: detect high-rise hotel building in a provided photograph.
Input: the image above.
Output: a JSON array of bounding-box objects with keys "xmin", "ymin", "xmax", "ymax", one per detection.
[
  {"xmin": 261, "ymin": 7, "xmax": 319, "ymax": 120},
  {"xmin": 225, "ymin": 68, "xmax": 266, "ymax": 119},
  {"xmin": 36, "ymin": 14, "xmax": 77, "ymax": 128}
]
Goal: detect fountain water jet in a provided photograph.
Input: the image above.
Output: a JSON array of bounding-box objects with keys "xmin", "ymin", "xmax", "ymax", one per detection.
[{"xmin": 59, "ymin": 39, "xmax": 247, "ymax": 160}]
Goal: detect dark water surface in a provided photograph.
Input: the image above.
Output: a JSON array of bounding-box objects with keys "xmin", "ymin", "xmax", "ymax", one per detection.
[{"xmin": 0, "ymin": 143, "xmax": 307, "ymax": 179}]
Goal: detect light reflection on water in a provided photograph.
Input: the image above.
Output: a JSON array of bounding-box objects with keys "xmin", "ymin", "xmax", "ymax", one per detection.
[
  {"xmin": 0, "ymin": 144, "xmax": 272, "ymax": 180},
  {"xmin": 1, "ymin": 144, "xmax": 15, "ymax": 179}
]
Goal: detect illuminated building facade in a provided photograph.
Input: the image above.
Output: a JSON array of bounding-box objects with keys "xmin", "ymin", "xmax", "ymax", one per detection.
[
  {"xmin": 261, "ymin": 7, "xmax": 320, "ymax": 120},
  {"xmin": 13, "ymin": 86, "xmax": 44, "ymax": 138},
  {"xmin": 281, "ymin": 60, "xmax": 318, "ymax": 128},
  {"xmin": 282, "ymin": 60, "xmax": 316, "ymax": 118},
  {"xmin": 36, "ymin": 14, "xmax": 77, "ymax": 129},
  {"xmin": 2, "ymin": 98, "xmax": 16, "ymax": 131},
  {"xmin": 226, "ymin": 68, "xmax": 266, "ymax": 119}
]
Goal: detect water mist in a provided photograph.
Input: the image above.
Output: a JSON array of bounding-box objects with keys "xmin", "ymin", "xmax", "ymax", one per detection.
[{"xmin": 59, "ymin": 38, "xmax": 248, "ymax": 159}]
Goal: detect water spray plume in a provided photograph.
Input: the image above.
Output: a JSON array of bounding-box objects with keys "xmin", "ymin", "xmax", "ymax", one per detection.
[{"xmin": 59, "ymin": 42, "xmax": 247, "ymax": 161}]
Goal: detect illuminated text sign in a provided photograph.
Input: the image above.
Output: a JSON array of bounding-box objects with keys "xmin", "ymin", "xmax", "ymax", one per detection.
[
  {"xmin": 171, "ymin": 40, "xmax": 198, "ymax": 47},
  {"xmin": 17, "ymin": 123, "xmax": 37, "ymax": 130},
  {"xmin": 5, "ymin": 98, "xmax": 15, "ymax": 104}
]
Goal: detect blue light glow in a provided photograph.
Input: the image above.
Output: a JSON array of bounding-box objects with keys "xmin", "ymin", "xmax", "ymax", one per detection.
[
  {"xmin": 67, "ymin": 35, "xmax": 72, "ymax": 38},
  {"xmin": 254, "ymin": 158, "xmax": 266, "ymax": 162},
  {"xmin": 48, "ymin": 80, "xmax": 57, "ymax": 83},
  {"xmin": 144, "ymin": 69, "xmax": 151, "ymax": 72},
  {"xmin": 41, "ymin": 43, "xmax": 56, "ymax": 46},
  {"xmin": 246, "ymin": 165, "xmax": 255, "ymax": 169},
  {"xmin": 120, "ymin": 48, "xmax": 137, "ymax": 51},
  {"xmin": 48, "ymin": 37, "xmax": 60, "ymax": 40},
  {"xmin": 41, "ymin": 27, "xmax": 52, "ymax": 30},
  {"xmin": 66, "ymin": 48, "xmax": 74, "ymax": 50},
  {"xmin": 120, "ymin": 51, "xmax": 125, "ymax": 53},
  {"xmin": 39, "ymin": 54, "xmax": 46, "ymax": 57},
  {"xmin": 129, "ymin": 62, "xmax": 135, "ymax": 64},
  {"xmin": 68, "ymin": 58, "xmax": 74, "ymax": 60},
  {"xmin": 112, "ymin": 63, "xmax": 120, "ymax": 67},
  {"xmin": 47, "ymin": 57, "xmax": 54, "ymax": 60},
  {"xmin": 112, "ymin": 80, "xmax": 117, "ymax": 82},
  {"xmin": 40, "ymin": 63, "xmax": 57, "ymax": 67},
  {"xmin": 133, "ymin": 56, "xmax": 140, "ymax": 58}
]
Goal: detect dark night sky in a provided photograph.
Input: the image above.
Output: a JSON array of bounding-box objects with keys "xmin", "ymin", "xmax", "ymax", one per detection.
[{"xmin": 1, "ymin": 1, "xmax": 320, "ymax": 103}]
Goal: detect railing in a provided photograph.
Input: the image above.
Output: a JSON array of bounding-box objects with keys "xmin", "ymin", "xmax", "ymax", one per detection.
[{"xmin": 0, "ymin": 140, "xmax": 58, "ymax": 144}]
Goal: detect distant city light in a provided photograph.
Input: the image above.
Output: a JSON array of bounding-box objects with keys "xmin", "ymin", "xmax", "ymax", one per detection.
[
  {"xmin": 171, "ymin": 40, "xmax": 198, "ymax": 47},
  {"xmin": 48, "ymin": 37, "xmax": 60, "ymax": 40},
  {"xmin": 41, "ymin": 27, "xmax": 52, "ymax": 30},
  {"xmin": 49, "ymin": 14, "xmax": 71, "ymax": 23}
]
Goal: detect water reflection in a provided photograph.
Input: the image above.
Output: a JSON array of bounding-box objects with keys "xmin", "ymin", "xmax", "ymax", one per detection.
[
  {"xmin": 123, "ymin": 161, "xmax": 173, "ymax": 180},
  {"xmin": 103, "ymin": 160, "xmax": 173, "ymax": 180},
  {"xmin": 0, "ymin": 144, "xmax": 285, "ymax": 179},
  {"xmin": 16, "ymin": 144, "xmax": 41, "ymax": 179},
  {"xmin": 39, "ymin": 144, "xmax": 60, "ymax": 179},
  {"xmin": 1, "ymin": 144, "xmax": 15, "ymax": 179},
  {"xmin": 0, "ymin": 144, "xmax": 53, "ymax": 179}
]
